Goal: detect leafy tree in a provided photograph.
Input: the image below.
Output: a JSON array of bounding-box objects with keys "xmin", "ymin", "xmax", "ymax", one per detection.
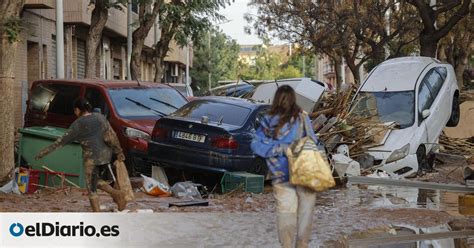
[
  {"xmin": 277, "ymin": 65, "xmax": 302, "ymax": 79},
  {"xmin": 286, "ymin": 52, "xmax": 315, "ymax": 79},
  {"xmin": 129, "ymin": 0, "xmax": 232, "ymax": 82},
  {"xmin": 247, "ymin": 0, "xmax": 419, "ymax": 90},
  {"xmin": 86, "ymin": 0, "xmax": 127, "ymax": 78},
  {"xmin": 191, "ymin": 28, "xmax": 240, "ymax": 90},
  {"xmin": 0, "ymin": 0, "xmax": 24, "ymax": 184}
]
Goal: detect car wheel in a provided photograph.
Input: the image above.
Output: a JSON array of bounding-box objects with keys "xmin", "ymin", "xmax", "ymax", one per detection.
[
  {"xmin": 446, "ymin": 94, "xmax": 460, "ymax": 127},
  {"xmin": 252, "ymin": 158, "xmax": 268, "ymax": 176},
  {"xmin": 416, "ymin": 146, "xmax": 432, "ymax": 173},
  {"xmin": 125, "ymin": 158, "xmax": 151, "ymax": 177}
]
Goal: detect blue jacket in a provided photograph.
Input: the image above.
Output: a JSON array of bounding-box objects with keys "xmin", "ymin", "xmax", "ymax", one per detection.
[{"xmin": 251, "ymin": 114, "xmax": 319, "ymax": 184}]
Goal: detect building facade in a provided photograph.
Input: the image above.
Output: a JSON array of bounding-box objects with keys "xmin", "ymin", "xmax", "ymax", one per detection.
[
  {"xmin": 13, "ymin": 0, "xmax": 191, "ymax": 129},
  {"xmin": 315, "ymin": 54, "xmax": 366, "ymax": 90}
]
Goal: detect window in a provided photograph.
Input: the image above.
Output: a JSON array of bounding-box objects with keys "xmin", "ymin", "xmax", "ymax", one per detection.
[
  {"xmin": 131, "ymin": 2, "xmax": 138, "ymax": 13},
  {"xmin": 436, "ymin": 66, "xmax": 447, "ymax": 80},
  {"xmin": 423, "ymin": 68, "xmax": 445, "ymax": 100},
  {"xmin": 85, "ymin": 88, "xmax": 109, "ymax": 116},
  {"xmin": 46, "ymin": 84, "xmax": 81, "ymax": 115},
  {"xmin": 418, "ymin": 81, "xmax": 434, "ymax": 122},
  {"xmin": 351, "ymin": 91, "xmax": 415, "ymax": 128},
  {"xmin": 108, "ymin": 87, "xmax": 187, "ymax": 119}
]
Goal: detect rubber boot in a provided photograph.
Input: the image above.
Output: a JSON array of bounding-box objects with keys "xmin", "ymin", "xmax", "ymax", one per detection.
[
  {"xmin": 98, "ymin": 184, "xmax": 127, "ymax": 211},
  {"xmin": 277, "ymin": 212, "xmax": 297, "ymax": 248},
  {"xmin": 89, "ymin": 195, "xmax": 101, "ymax": 212}
]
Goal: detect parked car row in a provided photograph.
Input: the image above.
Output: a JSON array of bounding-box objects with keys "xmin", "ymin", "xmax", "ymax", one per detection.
[
  {"xmin": 25, "ymin": 79, "xmax": 188, "ymax": 174},
  {"xmin": 23, "ymin": 56, "xmax": 460, "ymax": 179}
]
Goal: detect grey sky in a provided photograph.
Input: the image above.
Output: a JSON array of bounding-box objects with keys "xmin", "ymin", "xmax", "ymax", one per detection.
[{"xmin": 217, "ymin": 0, "xmax": 261, "ymax": 45}]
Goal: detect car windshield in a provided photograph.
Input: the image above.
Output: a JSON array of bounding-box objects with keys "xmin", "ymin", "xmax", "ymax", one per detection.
[
  {"xmin": 171, "ymin": 100, "xmax": 252, "ymax": 126},
  {"xmin": 108, "ymin": 88, "xmax": 187, "ymax": 118},
  {"xmin": 170, "ymin": 85, "xmax": 187, "ymax": 96},
  {"xmin": 351, "ymin": 91, "xmax": 415, "ymax": 128}
]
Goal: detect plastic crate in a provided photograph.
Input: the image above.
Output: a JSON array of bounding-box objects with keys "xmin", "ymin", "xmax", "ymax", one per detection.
[{"xmin": 221, "ymin": 172, "xmax": 264, "ymax": 194}]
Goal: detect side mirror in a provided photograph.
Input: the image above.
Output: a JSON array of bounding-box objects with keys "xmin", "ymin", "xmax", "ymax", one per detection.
[{"xmin": 422, "ymin": 109, "xmax": 431, "ymax": 119}]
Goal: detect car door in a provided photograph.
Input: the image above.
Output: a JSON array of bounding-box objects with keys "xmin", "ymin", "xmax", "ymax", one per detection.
[
  {"xmin": 423, "ymin": 67, "xmax": 449, "ymax": 141},
  {"xmin": 433, "ymin": 67, "xmax": 451, "ymax": 126},
  {"xmin": 417, "ymin": 69, "xmax": 442, "ymax": 147}
]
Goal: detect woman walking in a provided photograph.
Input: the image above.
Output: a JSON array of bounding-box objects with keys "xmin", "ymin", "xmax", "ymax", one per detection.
[
  {"xmin": 251, "ymin": 85, "xmax": 319, "ymax": 248},
  {"xmin": 35, "ymin": 98, "xmax": 128, "ymax": 212}
]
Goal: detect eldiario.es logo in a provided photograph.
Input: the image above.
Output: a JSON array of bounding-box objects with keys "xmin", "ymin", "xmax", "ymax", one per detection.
[{"xmin": 9, "ymin": 222, "xmax": 119, "ymax": 238}]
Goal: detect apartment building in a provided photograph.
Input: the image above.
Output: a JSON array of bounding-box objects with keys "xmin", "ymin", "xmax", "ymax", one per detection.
[
  {"xmin": 315, "ymin": 54, "xmax": 365, "ymax": 90},
  {"xmin": 14, "ymin": 0, "xmax": 191, "ymax": 129}
]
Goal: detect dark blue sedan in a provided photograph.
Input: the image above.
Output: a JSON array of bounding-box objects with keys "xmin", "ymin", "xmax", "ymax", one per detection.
[{"xmin": 148, "ymin": 97, "xmax": 269, "ymax": 175}]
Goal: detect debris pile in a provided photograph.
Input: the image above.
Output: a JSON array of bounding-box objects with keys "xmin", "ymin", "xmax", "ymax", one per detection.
[
  {"xmin": 310, "ymin": 89, "xmax": 392, "ymax": 158},
  {"xmin": 439, "ymin": 134, "xmax": 474, "ymax": 157}
]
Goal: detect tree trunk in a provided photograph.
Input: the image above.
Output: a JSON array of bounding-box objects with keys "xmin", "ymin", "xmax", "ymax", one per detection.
[
  {"xmin": 0, "ymin": 0, "xmax": 24, "ymax": 185},
  {"xmin": 85, "ymin": 1, "xmax": 108, "ymax": 79},
  {"xmin": 419, "ymin": 34, "xmax": 438, "ymax": 58},
  {"xmin": 153, "ymin": 45, "xmax": 170, "ymax": 82},
  {"xmin": 130, "ymin": 1, "xmax": 163, "ymax": 80},
  {"xmin": 130, "ymin": 39, "xmax": 144, "ymax": 80},
  {"xmin": 344, "ymin": 57, "xmax": 360, "ymax": 85},
  {"xmin": 333, "ymin": 57, "xmax": 343, "ymax": 96},
  {"xmin": 154, "ymin": 58, "xmax": 165, "ymax": 83}
]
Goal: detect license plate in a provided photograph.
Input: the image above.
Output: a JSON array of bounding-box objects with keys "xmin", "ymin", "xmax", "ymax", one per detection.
[{"xmin": 174, "ymin": 131, "xmax": 206, "ymax": 143}]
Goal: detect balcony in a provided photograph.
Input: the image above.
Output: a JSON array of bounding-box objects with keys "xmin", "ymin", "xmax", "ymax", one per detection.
[{"xmin": 24, "ymin": 0, "xmax": 55, "ymax": 9}]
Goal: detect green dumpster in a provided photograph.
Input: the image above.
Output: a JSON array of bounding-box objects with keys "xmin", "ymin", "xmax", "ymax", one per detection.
[{"xmin": 18, "ymin": 126, "xmax": 85, "ymax": 188}]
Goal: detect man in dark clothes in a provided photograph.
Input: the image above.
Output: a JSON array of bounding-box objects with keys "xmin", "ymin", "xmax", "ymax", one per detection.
[{"xmin": 36, "ymin": 98, "xmax": 128, "ymax": 212}]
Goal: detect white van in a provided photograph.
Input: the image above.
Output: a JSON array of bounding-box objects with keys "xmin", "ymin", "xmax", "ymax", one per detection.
[{"xmin": 350, "ymin": 57, "xmax": 460, "ymax": 177}]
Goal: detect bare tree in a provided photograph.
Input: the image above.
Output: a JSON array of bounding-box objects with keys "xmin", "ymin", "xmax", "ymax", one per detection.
[
  {"xmin": 408, "ymin": 0, "xmax": 471, "ymax": 57},
  {"xmin": 0, "ymin": 0, "xmax": 24, "ymax": 184}
]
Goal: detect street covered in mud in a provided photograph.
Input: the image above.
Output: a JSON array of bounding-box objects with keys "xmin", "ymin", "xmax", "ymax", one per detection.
[
  {"xmin": 2, "ymin": 2, "xmax": 474, "ymax": 245},
  {"xmin": 2, "ymin": 154, "xmax": 473, "ymax": 247}
]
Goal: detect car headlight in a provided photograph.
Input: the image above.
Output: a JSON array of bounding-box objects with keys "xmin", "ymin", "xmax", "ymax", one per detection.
[
  {"xmin": 124, "ymin": 127, "xmax": 151, "ymax": 141},
  {"xmin": 385, "ymin": 144, "xmax": 410, "ymax": 164}
]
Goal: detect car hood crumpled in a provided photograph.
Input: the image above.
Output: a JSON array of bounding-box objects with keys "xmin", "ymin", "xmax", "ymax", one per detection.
[{"xmin": 368, "ymin": 126, "xmax": 416, "ymax": 159}]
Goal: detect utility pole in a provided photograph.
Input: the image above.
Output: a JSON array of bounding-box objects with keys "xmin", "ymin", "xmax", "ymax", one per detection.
[
  {"xmin": 56, "ymin": 0, "xmax": 64, "ymax": 78},
  {"xmin": 127, "ymin": 3, "xmax": 132, "ymax": 80}
]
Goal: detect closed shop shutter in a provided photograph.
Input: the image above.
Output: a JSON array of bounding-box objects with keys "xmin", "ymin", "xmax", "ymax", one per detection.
[
  {"xmin": 77, "ymin": 39, "xmax": 86, "ymax": 79},
  {"xmin": 51, "ymin": 36, "xmax": 57, "ymax": 78}
]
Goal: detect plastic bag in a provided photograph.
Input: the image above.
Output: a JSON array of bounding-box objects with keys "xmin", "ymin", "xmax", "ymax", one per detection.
[
  {"xmin": 141, "ymin": 174, "xmax": 171, "ymax": 197},
  {"xmin": 0, "ymin": 179, "xmax": 21, "ymax": 195},
  {"xmin": 170, "ymin": 182, "xmax": 202, "ymax": 200}
]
